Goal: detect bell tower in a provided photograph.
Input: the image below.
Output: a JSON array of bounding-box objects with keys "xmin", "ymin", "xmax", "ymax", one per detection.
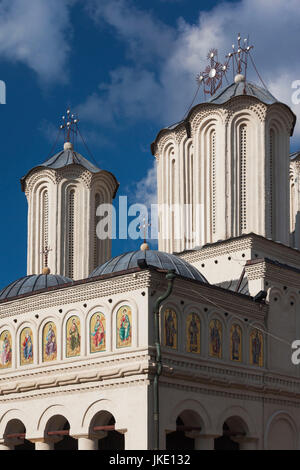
[
  {"xmin": 21, "ymin": 110, "xmax": 119, "ymax": 280},
  {"xmin": 151, "ymin": 38, "xmax": 296, "ymax": 253}
]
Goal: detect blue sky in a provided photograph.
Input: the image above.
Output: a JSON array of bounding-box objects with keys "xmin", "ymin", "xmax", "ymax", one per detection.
[{"xmin": 0, "ymin": 0, "xmax": 299, "ymax": 288}]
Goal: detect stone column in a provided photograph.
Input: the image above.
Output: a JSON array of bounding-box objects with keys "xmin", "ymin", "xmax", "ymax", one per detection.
[
  {"xmin": 0, "ymin": 443, "xmax": 14, "ymax": 450},
  {"xmin": 77, "ymin": 437, "xmax": 98, "ymax": 450},
  {"xmin": 35, "ymin": 441, "xmax": 54, "ymax": 451},
  {"xmin": 194, "ymin": 434, "xmax": 218, "ymax": 450},
  {"xmin": 239, "ymin": 438, "xmax": 257, "ymax": 450},
  {"xmin": 125, "ymin": 426, "xmax": 148, "ymax": 450}
]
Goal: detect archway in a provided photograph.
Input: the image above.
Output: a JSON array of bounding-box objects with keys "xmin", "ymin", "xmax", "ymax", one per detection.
[
  {"xmin": 45, "ymin": 415, "xmax": 77, "ymax": 450},
  {"xmin": 166, "ymin": 410, "xmax": 202, "ymax": 450},
  {"xmin": 4, "ymin": 419, "xmax": 34, "ymax": 450},
  {"xmin": 214, "ymin": 416, "xmax": 247, "ymax": 450},
  {"xmin": 89, "ymin": 411, "xmax": 124, "ymax": 450},
  {"xmin": 266, "ymin": 413, "xmax": 297, "ymax": 450}
]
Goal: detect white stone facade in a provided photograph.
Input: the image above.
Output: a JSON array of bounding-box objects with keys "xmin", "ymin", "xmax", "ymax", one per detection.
[
  {"xmin": 23, "ymin": 147, "xmax": 118, "ymax": 280},
  {"xmin": 152, "ymin": 97, "xmax": 295, "ymax": 253},
  {"xmin": 1, "ymin": 80, "xmax": 300, "ymax": 451},
  {"xmin": 290, "ymin": 153, "xmax": 300, "ymax": 249},
  {"xmin": 0, "ymin": 268, "xmax": 299, "ymax": 450}
]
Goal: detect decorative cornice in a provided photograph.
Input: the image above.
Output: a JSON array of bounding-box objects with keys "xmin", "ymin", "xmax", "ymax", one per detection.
[
  {"xmin": 0, "ymin": 271, "xmax": 151, "ymax": 317},
  {"xmin": 246, "ymin": 258, "xmax": 300, "ymax": 289},
  {"xmin": 178, "ymin": 233, "xmax": 300, "ymax": 266}
]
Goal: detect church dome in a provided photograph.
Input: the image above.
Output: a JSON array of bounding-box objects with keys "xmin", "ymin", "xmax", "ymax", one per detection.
[
  {"xmin": 209, "ymin": 80, "xmax": 278, "ymax": 105},
  {"xmin": 90, "ymin": 250, "xmax": 208, "ymax": 283},
  {"xmin": 0, "ymin": 274, "xmax": 73, "ymax": 301},
  {"xmin": 20, "ymin": 142, "xmax": 102, "ymax": 189}
]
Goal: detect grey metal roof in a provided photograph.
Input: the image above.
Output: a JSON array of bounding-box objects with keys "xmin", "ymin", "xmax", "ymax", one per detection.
[
  {"xmin": 209, "ymin": 81, "xmax": 277, "ymax": 105},
  {"xmin": 216, "ymin": 278, "xmax": 249, "ymax": 296},
  {"xmin": 290, "ymin": 151, "xmax": 300, "ymax": 160},
  {"xmin": 90, "ymin": 250, "xmax": 208, "ymax": 283},
  {"xmin": 21, "ymin": 148, "xmax": 101, "ymax": 185},
  {"xmin": 41, "ymin": 148, "xmax": 100, "ymax": 173},
  {"xmin": 0, "ymin": 274, "xmax": 73, "ymax": 300},
  {"xmin": 151, "ymin": 80, "xmax": 292, "ymax": 154}
]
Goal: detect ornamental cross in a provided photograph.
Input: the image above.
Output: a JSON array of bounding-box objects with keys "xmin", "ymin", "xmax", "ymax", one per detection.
[
  {"xmin": 196, "ymin": 48, "xmax": 229, "ymax": 96},
  {"xmin": 60, "ymin": 109, "xmax": 79, "ymax": 143},
  {"xmin": 41, "ymin": 246, "xmax": 52, "ymax": 268},
  {"xmin": 226, "ymin": 33, "xmax": 254, "ymax": 78},
  {"xmin": 139, "ymin": 217, "xmax": 151, "ymax": 243}
]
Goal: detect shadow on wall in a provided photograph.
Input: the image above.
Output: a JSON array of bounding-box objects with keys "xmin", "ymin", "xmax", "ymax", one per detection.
[
  {"xmin": 295, "ymin": 212, "xmax": 300, "ymax": 248},
  {"xmin": 291, "ymin": 211, "xmax": 300, "ymax": 248}
]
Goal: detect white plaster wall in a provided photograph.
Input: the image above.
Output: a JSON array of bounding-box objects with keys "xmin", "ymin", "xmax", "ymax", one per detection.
[
  {"xmin": 24, "ymin": 164, "xmax": 117, "ymax": 280},
  {"xmin": 156, "ymin": 99, "xmax": 294, "ymax": 254}
]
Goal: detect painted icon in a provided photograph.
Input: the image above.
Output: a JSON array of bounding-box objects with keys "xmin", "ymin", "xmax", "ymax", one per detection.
[
  {"xmin": 20, "ymin": 328, "xmax": 34, "ymax": 365},
  {"xmin": 66, "ymin": 316, "xmax": 81, "ymax": 357},
  {"xmin": 90, "ymin": 312, "xmax": 106, "ymax": 353},
  {"xmin": 0, "ymin": 331, "xmax": 12, "ymax": 368},
  {"xmin": 187, "ymin": 313, "xmax": 200, "ymax": 354},
  {"xmin": 43, "ymin": 322, "xmax": 57, "ymax": 362},
  {"xmin": 250, "ymin": 329, "xmax": 263, "ymax": 367},
  {"xmin": 230, "ymin": 324, "xmax": 242, "ymax": 362},
  {"xmin": 117, "ymin": 306, "xmax": 132, "ymax": 348},
  {"xmin": 164, "ymin": 309, "xmax": 177, "ymax": 350},
  {"xmin": 209, "ymin": 319, "xmax": 222, "ymax": 358}
]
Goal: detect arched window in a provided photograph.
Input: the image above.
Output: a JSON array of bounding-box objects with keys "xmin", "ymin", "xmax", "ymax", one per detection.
[
  {"xmin": 171, "ymin": 158, "xmax": 175, "ymax": 251},
  {"xmin": 41, "ymin": 189, "xmax": 49, "ymax": 268},
  {"xmin": 239, "ymin": 125, "xmax": 247, "ymax": 232},
  {"xmin": 210, "ymin": 130, "xmax": 217, "ymax": 235},
  {"xmin": 94, "ymin": 193, "xmax": 100, "ymax": 269},
  {"xmin": 67, "ymin": 189, "xmax": 75, "ymax": 278},
  {"xmin": 184, "ymin": 141, "xmax": 194, "ymax": 247},
  {"xmin": 270, "ymin": 129, "xmax": 275, "ymax": 237}
]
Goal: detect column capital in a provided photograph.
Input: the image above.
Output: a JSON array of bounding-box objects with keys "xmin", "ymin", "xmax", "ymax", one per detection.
[
  {"xmin": 77, "ymin": 436, "xmax": 98, "ymax": 451},
  {"xmin": 194, "ymin": 434, "xmax": 218, "ymax": 451}
]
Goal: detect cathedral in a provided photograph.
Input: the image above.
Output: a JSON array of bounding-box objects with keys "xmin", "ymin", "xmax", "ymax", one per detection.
[{"xmin": 0, "ymin": 41, "xmax": 300, "ymax": 451}]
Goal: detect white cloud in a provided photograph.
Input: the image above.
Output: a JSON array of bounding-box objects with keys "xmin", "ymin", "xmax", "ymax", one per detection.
[
  {"xmin": 77, "ymin": 67, "xmax": 163, "ymax": 126},
  {"xmin": 0, "ymin": 0, "xmax": 75, "ymax": 83},
  {"xmin": 79, "ymin": 0, "xmax": 300, "ymax": 222},
  {"xmin": 81, "ymin": 0, "xmax": 300, "ymax": 142},
  {"xmin": 85, "ymin": 0, "xmax": 174, "ymax": 63},
  {"xmin": 132, "ymin": 161, "xmax": 157, "ymax": 207},
  {"xmin": 128, "ymin": 161, "xmax": 158, "ymax": 244}
]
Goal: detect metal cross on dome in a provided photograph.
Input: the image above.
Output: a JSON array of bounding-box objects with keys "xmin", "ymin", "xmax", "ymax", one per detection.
[
  {"xmin": 196, "ymin": 49, "xmax": 229, "ymax": 96},
  {"xmin": 41, "ymin": 246, "xmax": 52, "ymax": 268},
  {"xmin": 60, "ymin": 109, "xmax": 79, "ymax": 143},
  {"xmin": 226, "ymin": 33, "xmax": 254, "ymax": 78},
  {"xmin": 139, "ymin": 217, "xmax": 151, "ymax": 243}
]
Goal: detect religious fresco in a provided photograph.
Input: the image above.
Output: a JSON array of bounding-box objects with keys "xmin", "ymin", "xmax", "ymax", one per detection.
[
  {"xmin": 20, "ymin": 328, "xmax": 34, "ymax": 366},
  {"xmin": 209, "ymin": 319, "xmax": 222, "ymax": 358},
  {"xmin": 43, "ymin": 322, "xmax": 57, "ymax": 362},
  {"xmin": 186, "ymin": 313, "xmax": 200, "ymax": 354},
  {"xmin": 90, "ymin": 312, "xmax": 106, "ymax": 353},
  {"xmin": 66, "ymin": 316, "xmax": 81, "ymax": 357},
  {"xmin": 164, "ymin": 309, "xmax": 177, "ymax": 350},
  {"xmin": 116, "ymin": 306, "xmax": 132, "ymax": 348},
  {"xmin": 0, "ymin": 331, "xmax": 12, "ymax": 369},
  {"xmin": 250, "ymin": 329, "xmax": 263, "ymax": 367},
  {"xmin": 230, "ymin": 324, "xmax": 242, "ymax": 362}
]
